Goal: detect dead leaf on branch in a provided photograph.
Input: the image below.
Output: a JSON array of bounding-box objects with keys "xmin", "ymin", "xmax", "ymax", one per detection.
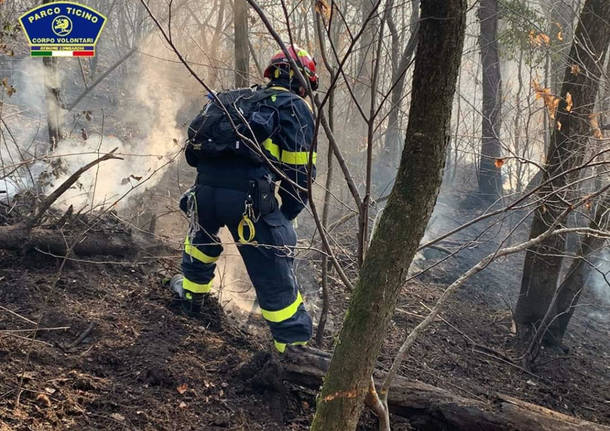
[
  {"xmin": 494, "ymin": 158, "xmax": 505, "ymax": 169},
  {"xmin": 532, "ymin": 80, "xmax": 559, "ymax": 119},
  {"xmin": 556, "ymin": 120, "xmax": 562, "ymax": 130},
  {"xmin": 314, "ymin": 0, "xmax": 331, "ymax": 19},
  {"xmin": 529, "ymin": 31, "xmax": 550, "ymax": 47},
  {"xmin": 570, "ymin": 64, "xmax": 581, "ymax": 75},
  {"xmin": 176, "ymin": 383, "xmax": 188, "ymax": 394}
]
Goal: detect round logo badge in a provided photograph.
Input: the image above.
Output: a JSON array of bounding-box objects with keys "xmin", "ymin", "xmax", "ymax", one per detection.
[{"xmin": 52, "ymin": 16, "xmax": 72, "ymax": 37}]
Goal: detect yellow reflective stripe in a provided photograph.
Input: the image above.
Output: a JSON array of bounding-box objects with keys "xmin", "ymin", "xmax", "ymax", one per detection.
[
  {"xmin": 261, "ymin": 291, "xmax": 303, "ymax": 323},
  {"xmin": 270, "ymin": 86, "xmax": 289, "ymax": 92},
  {"xmin": 262, "ymin": 138, "xmax": 280, "ymax": 160},
  {"xmin": 281, "ymin": 150, "xmax": 317, "ymax": 166},
  {"xmin": 184, "ymin": 236, "xmax": 219, "ymax": 264},
  {"xmin": 183, "ymin": 277, "xmax": 213, "ymax": 293},
  {"xmin": 274, "ymin": 340, "xmax": 308, "ymax": 353}
]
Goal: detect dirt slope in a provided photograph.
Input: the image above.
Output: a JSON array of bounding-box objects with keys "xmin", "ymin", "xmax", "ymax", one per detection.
[{"xmin": 0, "ymin": 227, "xmax": 608, "ymax": 430}]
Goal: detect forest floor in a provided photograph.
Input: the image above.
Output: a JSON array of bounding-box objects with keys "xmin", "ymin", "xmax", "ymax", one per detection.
[{"xmin": 0, "ymin": 206, "xmax": 609, "ymax": 430}]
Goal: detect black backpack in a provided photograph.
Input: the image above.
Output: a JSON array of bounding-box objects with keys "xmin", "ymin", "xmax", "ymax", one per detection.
[{"xmin": 185, "ymin": 87, "xmax": 279, "ymax": 167}]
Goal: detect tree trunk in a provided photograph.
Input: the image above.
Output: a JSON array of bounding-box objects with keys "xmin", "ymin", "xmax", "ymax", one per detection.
[
  {"xmin": 0, "ymin": 224, "xmax": 138, "ymax": 257},
  {"xmin": 310, "ymin": 0, "xmax": 466, "ymax": 429},
  {"xmin": 554, "ymin": 193, "xmax": 610, "ymax": 341},
  {"xmin": 43, "ymin": 56, "xmax": 62, "ymax": 151},
  {"xmin": 477, "ymin": 0, "xmax": 503, "ymax": 199},
  {"xmin": 514, "ymin": 0, "xmax": 610, "ymax": 343},
  {"xmin": 282, "ymin": 348, "xmax": 609, "ymax": 431},
  {"xmin": 234, "ymin": 0, "xmax": 249, "ymax": 87}
]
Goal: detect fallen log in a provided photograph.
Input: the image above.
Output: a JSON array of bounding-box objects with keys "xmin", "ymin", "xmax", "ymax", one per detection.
[
  {"xmin": 0, "ymin": 224, "xmax": 140, "ymax": 257},
  {"xmin": 281, "ymin": 348, "xmax": 608, "ymax": 431}
]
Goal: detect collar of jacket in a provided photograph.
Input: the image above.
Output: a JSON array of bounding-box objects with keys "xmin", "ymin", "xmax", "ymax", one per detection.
[{"xmin": 266, "ymin": 80, "xmax": 313, "ymax": 112}]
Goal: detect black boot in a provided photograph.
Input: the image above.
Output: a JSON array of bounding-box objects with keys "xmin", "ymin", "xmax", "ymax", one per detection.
[{"xmin": 167, "ymin": 275, "xmax": 205, "ymax": 316}]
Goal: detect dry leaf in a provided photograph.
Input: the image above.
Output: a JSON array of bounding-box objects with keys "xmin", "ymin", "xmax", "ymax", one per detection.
[
  {"xmin": 585, "ymin": 200, "xmax": 592, "ymax": 210},
  {"xmin": 81, "ymin": 128, "xmax": 88, "ymax": 140},
  {"xmin": 557, "ymin": 31, "xmax": 563, "ymax": 41},
  {"xmin": 565, "ymin": 92, "xmax": 573, "ymax": 112},
  {"xmin": 570, "ymin": 64, "xmax": 581, "ymax": 75},
  {"xmin": 529, "ymin": 31, "xmax": 551, "ymax": 47},
  {"xmin": 179, "ymin": 401, "xmax": 187, "ymax": 409},
  {"xmin": 44, "ymin": 387, "xmax": 56, "ymax": 395},
  {"xmin": 177, "ymin": 383, "xmax": 188, "ymax": 394},
  {"xmin": 130, "ymin": 175, "xmax": 142, "ymax": 181},
  {"xmin": 494, "ymin": 158, "xmax": 505, "ymax": 169},
  {"xmin": 556, "ymin": 120, "xmax": 562, "ymax": 130},
  {"xmin": 36, "ymin": 393, "xmax": 51, "ymax": 407},
  {"xmin": 532, "ymin": 80, "xmax": 560, "ymax": 119},
  {"xmin": 314, "ymin": 0, "xmax": 331, "ymax": 19}
]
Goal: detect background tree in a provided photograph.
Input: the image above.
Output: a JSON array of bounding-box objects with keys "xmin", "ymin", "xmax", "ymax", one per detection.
[
  {"xmin": 514, "ymin": 0, "xmax": 610, "ymax": 343},
  {"xmin": 478, "ymin": 0, "xmax": 503, "ymax": 199},
  {"xmin": 234, "ymin": 0, "xmax": 250, "ymax": 87},
  {"xmin": 310, "ymin": 0, "xmax": 467, "ymax": 428}
]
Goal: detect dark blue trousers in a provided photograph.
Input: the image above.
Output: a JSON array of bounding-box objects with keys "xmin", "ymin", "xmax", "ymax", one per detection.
[{"xmin": 181, "ymin": 184, "xmax": 312, "ymax": 351}]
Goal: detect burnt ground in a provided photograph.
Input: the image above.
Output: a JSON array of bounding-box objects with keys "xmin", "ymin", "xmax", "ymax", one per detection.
[{"xmin": 0, "ymin": 212, "xmax": 608, "ymax": 430}]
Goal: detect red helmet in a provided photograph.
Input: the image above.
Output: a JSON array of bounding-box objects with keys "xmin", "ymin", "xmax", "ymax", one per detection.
[{"xmin": 264, "ymin": 44, "xmax": 319, "ymax": 91}]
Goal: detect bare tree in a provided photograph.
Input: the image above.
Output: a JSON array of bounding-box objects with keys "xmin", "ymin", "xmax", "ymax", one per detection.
[
  {"xmin": 234, "ymin": 0, "xmax": 250, "ymax": 87},
  {"xmin": 478, "ymin": 0, "xmax": 503, "ymax": 199},
  {"xmin": 514, "ymin": 0, "xmax": 610, "ymax": 343}
]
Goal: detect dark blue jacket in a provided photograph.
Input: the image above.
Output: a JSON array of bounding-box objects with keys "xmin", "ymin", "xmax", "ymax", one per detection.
[
  {"xmin": 260, "ymin": 84, "xmax": 316, "ymax": 220},
  {"xmin": 190, "ymin": 83, "xmax": 316, "ymax": 220}
]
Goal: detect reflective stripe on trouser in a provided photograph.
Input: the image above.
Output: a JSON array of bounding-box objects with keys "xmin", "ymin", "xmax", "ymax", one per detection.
[
  {"xmin": 181, "ymin": 228, "xmax": 223, "ymax": 294},
  {"xmin": 226, "ymin": 207, "xmax": 312, "ymax": 348}
]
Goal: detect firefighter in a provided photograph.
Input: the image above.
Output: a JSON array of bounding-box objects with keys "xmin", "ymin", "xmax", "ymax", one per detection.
[{"xmin": 171, "ymin": 45, "xmax": 318, "ymax": 353}]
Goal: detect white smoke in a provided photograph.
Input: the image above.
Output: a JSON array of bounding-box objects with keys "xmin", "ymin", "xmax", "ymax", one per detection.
[{"xmin": 587, "ymin": 249, "xmax": 610, "ymax": 322}]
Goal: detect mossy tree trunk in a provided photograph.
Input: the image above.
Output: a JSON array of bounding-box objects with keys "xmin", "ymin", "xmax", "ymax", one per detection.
[
  {"xmin": 310, "ymin": 0, "xmax": 466, "ymax": 429},
  {"xmin": 514, "ymin": 0, "xmax": 610, "ymax": 344}
]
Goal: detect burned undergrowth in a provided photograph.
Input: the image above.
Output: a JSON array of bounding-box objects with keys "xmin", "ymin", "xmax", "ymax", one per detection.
[{"xmin": 0, "ymin": 193, "xmax": 608, "ymax": 430}]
